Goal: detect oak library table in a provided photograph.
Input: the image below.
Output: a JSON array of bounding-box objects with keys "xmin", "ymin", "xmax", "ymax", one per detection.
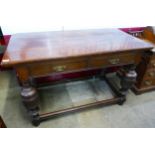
[{"xmin": 1, "ymin": 29, "xmax": 153, "ymax": 126}]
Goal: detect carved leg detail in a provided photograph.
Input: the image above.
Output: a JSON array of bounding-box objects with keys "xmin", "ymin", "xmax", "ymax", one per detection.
[
  {"xmin": 21, "ymin": 82, "xmax": 40, "ymax": 126},
  {"xmin": 117, "ymin": 65, "xmax": 137, "ymax": 104},
  {"xmin": 28, "ymin": 109, "xmax": 40, "ymax": 126},
  {"xmin": 117, "ymin": 65, "xmax": 137, "ymax": 105}
]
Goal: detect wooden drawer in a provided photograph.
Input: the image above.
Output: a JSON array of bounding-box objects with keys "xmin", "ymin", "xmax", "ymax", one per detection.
[
  {"xmin": 147, "ymin": 54, "xmax": 155, "ymax": 69},
  {"xmin": 141, "ymin": 79, "xmax": 155, "ymax": 88},
  {"xmin": 89, "ymin": 53, "xmax": 135, "ymax": 68},
  {"xmin": 150, "ymin": 54, "xmax": 155, "ymax": 61},
  {"xmin": 148, "ymin": 59, "xmax": 155, "ymax": 69},
  {"xmin": 143, "ymin": 69, "xmax": 155, "ymax": 79},
  {"xmin": 29, "ymin": 60, "xmax": 87, "ymax": 77}
]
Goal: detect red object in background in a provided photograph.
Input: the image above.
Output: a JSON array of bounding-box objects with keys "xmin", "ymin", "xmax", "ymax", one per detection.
[
  {"xmin": 119, "ymin": 27, "xmax": 145, "ymax": 33},
  {"xmin": 0, "ymin": 27, "xmax": 145, "ymax": 84},
  {"xmin": 36, "ymin": 69, "xmax": 101, "ymax": 84},
  {"xmin": 35, "ymin": 67, "xmax": 119, "ymax": 85},
  {"xmin": 0, "ymin": 39, "xmax": 5, "ymax": 45},
  {"xmin": 0, "ymin": 54, "xmax": 3, "ymax": 63},
  {"xmin": 3, "ymin": 35, "xmax": 11, "ymax": 44},
  {"xmin": 0, "ymin": 35, "xmax": 11, "ymax": 71},
  {"xmin": 0, "ymin": 27, "xmax": 6, "ymax": 45}
]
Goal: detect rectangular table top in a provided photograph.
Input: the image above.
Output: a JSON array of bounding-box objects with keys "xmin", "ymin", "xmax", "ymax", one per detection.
[{"xmin": 1, "ymin": 29, "xmax": 153, "ymax": 66}]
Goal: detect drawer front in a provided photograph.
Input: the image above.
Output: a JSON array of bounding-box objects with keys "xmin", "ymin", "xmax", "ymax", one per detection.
[
  {"xmin": 141, "ymin": 79, "xmax": 155, "ymax": 88},
  {"xmin": 29, "ymin": 60, "xmax": 87, "ymax": 77},
  {"xmin": 89, "ymin": 53, "xmax": 135, "ymax": 68},
  {"xmin": 148, "ymin": 60, "xmax": 155, "ymax": 69},
  {"xmin": 150, "ymin": 54, "xmax": 155, "ymax": 61},
  {"xmin": 144, "ymin": 69, "xmax": 155, "ymax": 79}
]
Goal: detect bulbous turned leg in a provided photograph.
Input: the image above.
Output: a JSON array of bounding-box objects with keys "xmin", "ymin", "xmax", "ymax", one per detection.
[
  {"xmin": 120, "ymin": 69, "xmax": 137, "ymax": 95},
  {"xmin": 118, "ymin": 65, "xmax": 137, "ymax": 105},
  {"xmin": 21, "ymin": 82, "xmax": 40, "ymax": 126}
]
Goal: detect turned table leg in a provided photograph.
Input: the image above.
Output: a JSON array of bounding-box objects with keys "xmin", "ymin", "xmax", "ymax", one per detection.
[
  {"xmin": 21, "ymin": 82, "xmax": 40, "ymax": 126},
  {"xmin": 0, "ymin": 115, "xmax": 7, "ymax": 128},
  {"xmin": 117, "ymin": 65, "xmax": 137, "ymax": 105}
]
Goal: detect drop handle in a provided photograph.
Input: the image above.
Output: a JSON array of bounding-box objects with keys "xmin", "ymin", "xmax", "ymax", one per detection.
[
  {"xmin": 151, "ymin": 63, "xmax": 155, "ymax": 67},
  {"xmin": 109, "ymin": 58, "xmax": 120, "ymax": 65},
  {"xmin": 53, "ymin": 65, "xmax": 66, "ymax": 72},
  {"xmin": 145, "ymin": 81, "xmax": 152, "ymax": 86},
  {"xmin": 148, "ymin": 72, "xmax": 155, "ymax": 77}
]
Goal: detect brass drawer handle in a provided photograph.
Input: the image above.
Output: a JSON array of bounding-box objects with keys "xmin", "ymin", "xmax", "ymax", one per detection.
[
  {"xmin": 53, "ymin": 65, "xmax": 66, "ymax": 72},
  {"xmin": 144, "ymin": 80, "xmax": 152, "ymax": 86},
  {"xmin": 151, "ymin": 63, "xmax": 155, "ymax": 67},
  {"xmin": 109, "ymin": 58, "xmax": 120, "ymax": 65},
  {"xmin": 148, "ymin": 72, "xmax": 155, "ymax": 77}
]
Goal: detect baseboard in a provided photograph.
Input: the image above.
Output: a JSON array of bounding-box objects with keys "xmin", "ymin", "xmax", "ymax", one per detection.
[{"xmin": 131, "ymin": 85, "xmax": 155, "ymax": 95}]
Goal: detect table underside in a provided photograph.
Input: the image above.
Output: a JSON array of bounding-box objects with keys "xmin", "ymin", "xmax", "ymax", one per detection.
[{"xmin": 15, "ymin": 51, "xmax": 140, "ymax": 126}]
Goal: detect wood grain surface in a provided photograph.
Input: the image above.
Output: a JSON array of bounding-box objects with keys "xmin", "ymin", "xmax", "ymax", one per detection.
[{"xmin": 1, "ymin": 29, "xmax": 153, "ymax": 66}]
